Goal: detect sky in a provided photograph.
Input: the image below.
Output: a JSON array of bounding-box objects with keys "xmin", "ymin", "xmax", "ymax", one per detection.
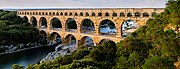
[{"xmin": 0, "ymin": 0, "xmax": 166, "ymax": 9}]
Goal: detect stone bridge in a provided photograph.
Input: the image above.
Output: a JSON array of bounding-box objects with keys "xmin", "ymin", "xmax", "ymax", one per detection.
[{"xmin": 17, "ymin": 8, "xmax": 164, "ymax": 47}]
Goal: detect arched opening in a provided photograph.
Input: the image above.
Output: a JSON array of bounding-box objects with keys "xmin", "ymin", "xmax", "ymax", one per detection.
[
  {"xmin": 99, "ymin": 39, "xmax": 115, "ymax": 46},
  {"xmin": 53, "ymin": 12, "xmax": 55, "ymax": 15},
  {"xmin": 74, "ymin": 12, "xmax": 78, "ymax": 16},
  {"xmin": 22, "ymin": 16, "xmax": 28, "ymax": 22},
  {"xmin": 105, "ymin": 12, "xmax": 109, "ymax": 16},
  {"xmin": 39, "ymin": 12, "xmax": 41, "ymax": 15},
  {"xmin": 81, "ymin": 19, "xmax": 95, "ymax": 34},
  {"xmin": 112, "ymin": 12, "xmax": 117, "ymax": 17},
  {"xmin": 42, "ymin": 12, "xmax": 44, "ymax": 15},
  {"xmin": 65, "ymin": 12, "xmax": 68, "ymax": 16},
  {"xmin": 49, "ymin": 12, "xmax": 52, "ymax": 15},
  {"xmin": 60, "ymin": 12, "xmax": 63, "ymax": 15},
  {"xmin": 56, "ymin": 12, "xmax": 59, "ymax": 15},
  {"xmin": 79, "ymin": 36, "xmax": 94, "ymax": 48},
  {"xmin": 66, "ymin": 18, "xmax": 77, "ymax": 32},
  {"xmin": 99, "ymin": 19, "xmax": 116, "ymax": 36},
  {"xmin": 127, "ymin": 12, "xmax": 132, "ymax": 17},
  {"xmin": 30, "ymin": 17, "xmax": 37, "ymax": 26},
  {"xmin": 135, "ymin": 12, "xmax": 140, "ymax": 17},
  {"xmin": 152, "ymin": 12, "xmax": 157, "ymax": 17},
  {"xmin": 69, "ymin": 12, "xmax": 73, "ymax": 16},
  {"xmin": 64, "ymin": 34, "xmax": 77, "ymax": 51},
  {"xmin": 120, "ymin": 12, "xmax": 125, "ymax": 17},
  {"xmin": 46, "ymin": 12, "xmax": 48, "ymax": 15},
  {"xmin": 39, "ymin": 30, "xmax": 47, "ymax": 45},
  {"xmin": 86, "ymin": 12, "xmax": 89, "ymax": 16},
  {"xmin": 92, "ymin": 12, "xmax": 95, "ymax": 16},
  {"xmin": 48, "ymin": 32, "xmax": 62, "ymax": 44},
  {"xmin": 50, "ymin": 17, "xmax": 62, "ymax": 30},
  {"xmin": 121, "ymin": 20, "xmax": 138, "ymax": 38},
  {"xmin": 98, "ymin": 12, "xmax": 102, "ymax": 16},
  {"xmin": 143, "ymin": 12, "xmax": 149, "ymax": 17},
  {"xmin": 80, "ymin": 12, "xmax": 83, "ymax": 16},
  {"xmin": 39, "ymin": 17, "xmax": 47, "ymax": 28}
]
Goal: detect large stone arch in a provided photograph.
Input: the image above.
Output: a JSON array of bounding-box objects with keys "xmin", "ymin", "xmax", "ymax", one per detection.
[
  {"xmin": 50, "ymin": 17, "xmax": 62, "ymax": 30},
  {"xmin": 121, "ymin": 19, "xmax": 138, "ymax": 38},
  {"xmin": 63, "ymin": 34, "xmax": 77, "ymax": 46},
  {"xmin": 98, "ymin": 19, "xmax": 117, "ymax": 36},
  {"xmin": 39, "ymin": 30, "xmax": 48, "ymax": 45},
  {"xmin": 30, "ymin": 16, "xmax": 37, "ymax": 26},
  {"xmin": 98, "ymin": 38, "xmax": 115, "ymax": 46},
  {"xmin": 39, "ymin": 17, "xmax": 47, "ymax": 28},
  {"xmin": 22, "ymin": 16, "xmax": 28, "ymax": 22},
  {"xmin": 78, "ymin": 36, "xmax": 95, "ymax": 47},
  {"xmin": 48, "ymin": 32, "xmax": 62, "ymax": 44},
  {"xmin": 80, "ymin": 18, "xmax": 95, "ymax": 34},
  {"xmin": 65, "ymin": 18, "xmax": 77, "ymax": 32}
]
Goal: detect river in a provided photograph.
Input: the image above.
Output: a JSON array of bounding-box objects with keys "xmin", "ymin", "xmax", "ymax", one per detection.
[{"xmin": 0, "ymin": 45, "xmax": 55, "ymax": 69}]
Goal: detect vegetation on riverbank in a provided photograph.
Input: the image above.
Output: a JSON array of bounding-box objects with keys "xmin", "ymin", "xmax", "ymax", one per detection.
[
  {"xmin": 0, "ymin": 10, "xmax": 40, "ymax": 53},
  {"xmin": 11, "ymin": 0, "xmax": 180, "ymax": 69}
]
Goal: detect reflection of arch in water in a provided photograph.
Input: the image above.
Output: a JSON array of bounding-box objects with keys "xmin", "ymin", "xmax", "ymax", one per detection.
[
  {"xmin": 121, "ymin": 20, "xmax": 138, "ymax": 38},
  {"xmin": 79, "ymin": 36, "xmax": 94, "ymax": 47}
]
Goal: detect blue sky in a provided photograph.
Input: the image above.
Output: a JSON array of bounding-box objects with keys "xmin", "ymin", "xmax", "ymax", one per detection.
[{"xmin": 0, "ymin": 0, "xmax": 166, "ymax": 9}]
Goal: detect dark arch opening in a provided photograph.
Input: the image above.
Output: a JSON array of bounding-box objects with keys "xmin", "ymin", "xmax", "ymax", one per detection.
[
  {"xmin": 81, "ymin": 19, "xmax": 95, "ymax": 34},
  {"xmin": 49, "ymin": 32, "xmax": 62, "ymax": 44},
  {"xmin": 65, "ymin": 12, "xmax": 68, "ymax": 16},
  {"xmin": 42, "ymin": 12, "xmax": 44, "ymax": 15},
  {"xmin": 39, "ymin": 17, "xmax": 47, "ymax": 28},
  {"xmin": 92, "ymin": 12, "xmax": 95, "ymax": 16},
  {"xmin": 121, "ymin": 20, "xmax": 138, "ymax": 38},
  {"xmin": 99, "ymin": 39, "xmax": 115, "ymax": 46},
  {"xmin": 127, "ymin": 12, "xmax": 132, "ymax": 17},
  {"xmin": 46, "ymin": 12, "xmax": 48, "ymax": 15},
  {"xmin": 99, "ymin": 19, "xmax": 116, "ymax": 36},
  {"xmin": 152, "ymin": 12, "xmax": 157, "ymax": 17},
  {"xmin": 86, "ymin": 12, "xmax": 89, "ymax": 16},
  {"xmin": 143, "ymin": 12, "xmax": 149, "ymax": 17},
  {"xmin": 39, "ymin": 12, "xmax": 41, "ymax": 15},
  {"xmin": 56, "ymin": 12, "xmax": 59, "ymax": 16},
  {"xmin": 66, "ymin": 18, "xmax": 77, "ymax": 32},
  {"xmin": 74, "ymin": 12, "xmax": 78, "ymax": 16},
  {"xmin": 49, "ymin": 12, "xmax": 52, "ymax": 15},
  {"xmin": 105, "ymin": 12, "xmax": 109, "ymax": 16},
  {"xmin": 50, "ymin": 17, "xmax": 62, "ymax": 30},
  {"xmin": 120, "ymin": 12, "xmax": 125, "ymax": 17},
  {"xmin": 39, "ymin": 30, "xmax": 47, "ymax": 45},
  {"xmin": 112, "ymin": 12, "xmax": 117, "ymax": 17},
  {"xmin": 80, "ymin": 12, "xmax": 83, "ymax": 16},
  {"xmin": 60, "ymin": 12, "xmax": 63, "ymax": 15},
  {"xmin": 31, "ymin": 17, "xmax": 37, "ymax": 26},
  {"xmin": 135, "ymin": 12, "xmax": 140, "ymax": 17},
  {"xmin": 69, "ymin": 12, "xmax": 73, "ymax": 16},
  {"xmin": 98, "ymin": 12, "xmax": 102, "ymax": 16},
  {"xmin": 79, "ymin": 36, "xmax": 94, "ymax": 48},
  {"xmin": 22, "ymin": 16, "xmax": 28, "ymax": 22}
]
